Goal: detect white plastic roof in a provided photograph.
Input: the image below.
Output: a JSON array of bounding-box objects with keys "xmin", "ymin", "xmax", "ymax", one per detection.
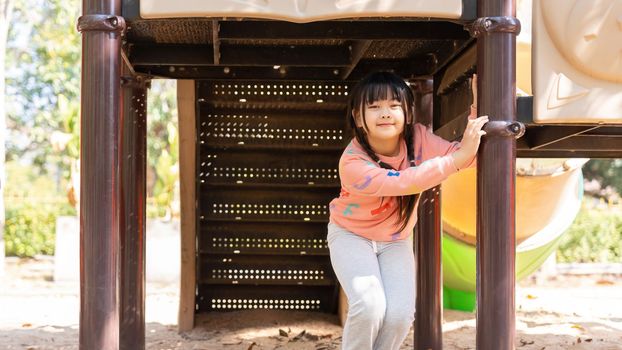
[{"xmin": 140, "ymin": 0, "xmax": 463, "ymax": 22}]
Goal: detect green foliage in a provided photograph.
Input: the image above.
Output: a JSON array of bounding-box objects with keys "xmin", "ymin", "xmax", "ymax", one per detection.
[
  {"xmin": 6, "ymin": 0, "xmax": 81, "ymax": 180},
  {"xmin": 4, "ymin": 161, "xmax": 75, "ymax": 257},
  {"xmin": 5, "ymin": 202, "xmax": 74, "ymax": 257},
  {"xmin": 7, "ymin": 0, "xmax": 180, "ymax": 219},
  {"xmin": 146, "ymin": 80, "xmax": 179, "ymax": 219},
  {"xmin": 582, "ymin": 159, "xmax": 622, "ymax": 196},
  {"xmin": 556, "ymin": 200, "xmax": 622, "ymax": 263}
]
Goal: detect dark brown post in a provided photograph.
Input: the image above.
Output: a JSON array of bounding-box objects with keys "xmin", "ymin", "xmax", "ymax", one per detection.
[
  {"xmin": 119, "ymin": 67, "xmax": 148, "ymax": 350},
  {"xmin": 474, "ymin": 0, "xmax": 520, "ymax": 349},
  {"xmin": 77, "ymin": 1, "xmax": 125, "ymax": 349},
  {"xmin": 413, "ymin": 79, "xmax": 443, "ymax": 350}
]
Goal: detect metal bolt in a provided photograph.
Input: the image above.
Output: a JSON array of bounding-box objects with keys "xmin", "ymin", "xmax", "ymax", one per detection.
[
  {"xmin": 484, "ymin": 19, "xmax": 492, "ymax": 28},
  {"xmin": 110, "ymin": 17, "xmax": 118, "ymax": 27}
]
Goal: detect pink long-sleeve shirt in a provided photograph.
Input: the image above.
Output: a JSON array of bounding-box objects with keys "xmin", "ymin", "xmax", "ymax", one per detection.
[{"xmin": 329, "ymin": 120, "xmax": 476, "ymax": 242}]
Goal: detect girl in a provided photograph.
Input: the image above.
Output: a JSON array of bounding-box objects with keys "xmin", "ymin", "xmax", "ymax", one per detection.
[{"xmin": 328, "ymin": 71, "xmax": 487, "ymax": 350}]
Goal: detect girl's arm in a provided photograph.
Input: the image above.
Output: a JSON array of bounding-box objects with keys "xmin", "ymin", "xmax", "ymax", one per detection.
[
  {"xmin": 416, "ymin": 106, "xmax": 479, "ymax": 169},
  {"xmin": 339, "ymin": 152, "xmax": 459, "ymax": 197}
]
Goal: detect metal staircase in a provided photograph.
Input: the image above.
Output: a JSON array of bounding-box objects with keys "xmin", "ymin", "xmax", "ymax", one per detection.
[{"xmin": 195, "ymin": 80, "xmax": 352, "ymax": 313}]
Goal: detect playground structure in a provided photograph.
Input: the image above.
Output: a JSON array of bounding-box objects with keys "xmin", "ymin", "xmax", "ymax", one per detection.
[{"xmin": 77, "ymin": 0, "xmax": 622, "ymax": 349}]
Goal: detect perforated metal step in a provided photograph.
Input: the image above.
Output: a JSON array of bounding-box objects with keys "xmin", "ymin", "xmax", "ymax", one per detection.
[
  {"xmin": 197, "ymin": 285, "xmax": 337, "ymax": 312},
  {"xmin": 199, "ymin": 222, "xmax": 329, "ymax": 256}
]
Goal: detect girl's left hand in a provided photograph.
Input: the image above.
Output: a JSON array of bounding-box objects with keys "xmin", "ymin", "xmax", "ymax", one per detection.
[{"xmin": 451, "ymin": 114, "xmax": 488, "ymax": 169}]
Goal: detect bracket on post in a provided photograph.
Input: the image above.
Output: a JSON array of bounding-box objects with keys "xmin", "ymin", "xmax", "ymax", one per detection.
[
  {"xmin": 77, "ymin": 15, "xmax": 126, "ymax": 38},
  {"xmin": 483, "ymin": 120, "xmax": 525, "ymax": 139},
  {"xmin": 121, "ymin": 75, "xmax": 151, "ymax": 89},
  {"xmin": 466, "ymin": 16, "xmax": 521, "ymax": 37}
]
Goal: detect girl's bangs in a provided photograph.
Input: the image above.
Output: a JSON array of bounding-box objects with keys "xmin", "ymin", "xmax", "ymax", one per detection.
[{"xmin": 362, "ymin": 82, "xmax": 405, "ymax": 105}]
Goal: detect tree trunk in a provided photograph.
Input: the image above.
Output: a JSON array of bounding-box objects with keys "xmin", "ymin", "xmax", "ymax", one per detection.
[{"xmin": 0, "ymin": 0, "xmax": 14, "ymax": 276}]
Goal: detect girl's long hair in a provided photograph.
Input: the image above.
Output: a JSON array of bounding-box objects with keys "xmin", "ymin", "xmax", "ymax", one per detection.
[{"xmin": 347, "ymin": 71, "xmax": 420, "ymax": 233}]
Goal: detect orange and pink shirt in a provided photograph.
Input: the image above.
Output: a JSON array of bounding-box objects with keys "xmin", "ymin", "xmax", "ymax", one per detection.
[{"xmin": 329, "ymin": 119, "xmax": 476, "ymax": 242}]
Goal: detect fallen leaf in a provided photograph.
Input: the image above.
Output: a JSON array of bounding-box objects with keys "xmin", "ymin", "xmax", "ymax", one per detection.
[
  {"xmin": 292, "ymin": 330, "xmax": 306, "ymax": 341},
  {"xmin": 22, "ymin": 323, "xmax": 33, "ymax": 328},
  {"xmin": 221, "ymin": 338, "xmax": 243, "ymax": 345},
  {"xmin": 596, "ymin": 279, "xmax": 614, "ymax": 285},
  {"xmin": 519, "ymin": 339, "xmax": 535, "ymax": 346},
  {"xmin": 247, "ymin": 342, "xmax": 257, "ymax": 350},
  {"xmin": 571, "ymin": 324, "xmax": 585, "ymax": 331},
  {"xmin": 305, "ymin": 332, "xmax": 319, "ymax": 341},
  {"xmin": 279, "ymin": 329, "xmax": 288, "ymax": 337},
  {"xmin": 526, "ymin": 294, "xmax": 537, "ymax": 300},
  {"xmin": 585, "ymin": 338, "xmax": 593, "ymax": 342}
]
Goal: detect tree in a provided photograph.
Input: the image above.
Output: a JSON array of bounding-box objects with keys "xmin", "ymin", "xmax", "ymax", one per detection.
[
  {"xmin": 1, "ymin": 0, "xmax": 15, "ymax": 275},
  {"xmin": 7, "ymin": 0, "xmax": 179, "ymax": 216},
  {"xmin": 582, "ymin": 159, "xmax": 622, "ymax": 199},
  {"xmin": 6, "ymin": 0, "xmax": 80, "ymax": 182}
]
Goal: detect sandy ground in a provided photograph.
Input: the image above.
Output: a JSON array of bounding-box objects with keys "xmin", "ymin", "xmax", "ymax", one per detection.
[{"xmin": 1, "ymin": 257, "xmax": 621, "ymax": 350}]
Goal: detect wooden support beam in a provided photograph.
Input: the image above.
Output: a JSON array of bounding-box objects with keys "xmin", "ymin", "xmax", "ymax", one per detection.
[
  {"xmin": 212, "ymin": 20, "xmax": 220, "ymax": 65},
  {"xmin": 433, "ymin": 109, "xmax": 470, "ymax": 142},
  {"xmin": 134, "ymin": 65, "xmax": 344, "ymax": 80},
  {"xmin": 353, "ymin": 58, "xmax": 436, "ymax": 78},
  {"xmin": 130, "ymin": 44, "xmax": 351, "ymax": 67},
  {"xmin": 133, "ymin": 57, "xmax": 437, "ymax": 81},
  {"xmin": 177, "ymin": 80, "xmax": 197, "ymax": 332},
  {"xmin": 437, "ymin": 44, "xmax": 477, "ymax": 95},
  {"xmin": 517, "ymin": 149, "xmax": 622, "ymax": 158},
  {"xmin": 340, "ymin": 40, "xmax": 372, "ymax": 80},
  {"xmin": 218, "ymin": 21, "xmax": 471, "ymax": 40},
  {"xmin": 129, "ymin": 44, "xmax": 214, "ymax": 66},
  {"xmin": 221, "ymin": 45, "xmax": 351, "ymax": 66},
  {"xmin": 527, "ymin": 126, "xmax": 599, "ymax": 149},
  {"xmin": 516, "ymin": 95, "xmax": 533, "ymax": 124},
  {"xmin": 429, "ymin": 38, "xmax": 476, "ymax": 77},
  {"xmin": 536, "ymin": 135, "xmax": 622, "ymax": 151},
  {"xmin": 119, "ymin": 66, "xmax": 148, "ymax": 350}
]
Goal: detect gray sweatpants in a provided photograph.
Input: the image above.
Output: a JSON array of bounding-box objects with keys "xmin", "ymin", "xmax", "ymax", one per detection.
[{"xmin": 327, "ymin": 222, "xmax": 416, "ymax": 350}]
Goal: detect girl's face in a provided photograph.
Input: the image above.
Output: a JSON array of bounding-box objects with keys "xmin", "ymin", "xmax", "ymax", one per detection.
[{"xmin": 358, "ymin": 98, "xmax": 405, "ymax": 144}]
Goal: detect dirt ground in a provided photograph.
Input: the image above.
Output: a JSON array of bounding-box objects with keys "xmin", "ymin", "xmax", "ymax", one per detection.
[{"xmin": 1, "ymin": 257, "xmax": 621, "ymax": 350}]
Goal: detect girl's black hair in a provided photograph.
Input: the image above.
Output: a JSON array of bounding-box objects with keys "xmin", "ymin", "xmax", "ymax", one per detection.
[{"xmin": 347, "ymin": 71, "xmax": 420, "ymax": 233}]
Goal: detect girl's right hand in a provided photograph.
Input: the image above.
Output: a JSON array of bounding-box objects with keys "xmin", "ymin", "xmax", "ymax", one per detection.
[{"xmin": 451, "ymin": 115, "xmax": 488, "ymax": 170}]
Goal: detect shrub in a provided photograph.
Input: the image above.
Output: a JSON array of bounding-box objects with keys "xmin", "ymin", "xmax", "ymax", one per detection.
[
  {"xmin": 556, "ymin": 200, "xmax": 622, "ymax": 263},
  {"xmin": 5, "ymin": 201, "xmax": 75, "ymax": 257},
  {"xmin": 3, "ymin": 161, "xmax": 76, "ymax": 257}
]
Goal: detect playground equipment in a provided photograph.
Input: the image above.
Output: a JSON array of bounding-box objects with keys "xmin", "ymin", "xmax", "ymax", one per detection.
[
  {"xmin": 442, "ymin": 158, "xmax": 587, "ymax": 310},
  {"xmin": 440, "ymin": 0, "xmax": 620, "ymax": 310},
  {"xmin": 77, "ymin": 0, "xmax": 622, "ymax": 349}
]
